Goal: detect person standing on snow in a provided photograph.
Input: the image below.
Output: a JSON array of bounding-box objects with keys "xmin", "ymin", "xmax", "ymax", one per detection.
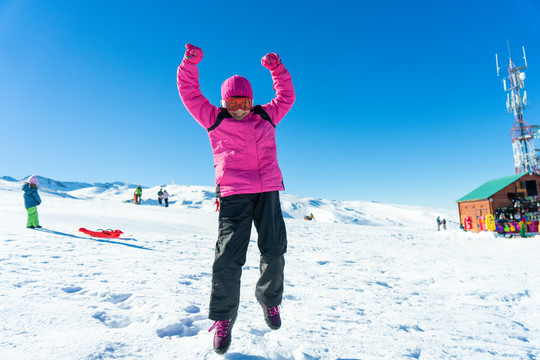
[
  {"xmin": 157, "ymin": 188, "xmax": 164, "ymax": 206},
  {"xmin": 177, "ymin": 43, "xmax": 295, "ymax": 355},
  {"xmin": 22, "ymin": 175, "xmax": 42, "ymax": 229},
  {"xmin": 162, "ymin": 189, "xmax": 169, "ymax": 207},
  {"xmin": 134, "ymin": 185, "xmax": 142, "ymax": 205}
]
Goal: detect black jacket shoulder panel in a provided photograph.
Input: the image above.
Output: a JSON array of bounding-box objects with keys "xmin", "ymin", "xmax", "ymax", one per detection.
[
  {"xmin": 252, "ymin": 105, "xmax": 275, "ymax": 128},
  {"xmin": 207, "ymin": 108, "xmax": 233, "ymax": 132}
]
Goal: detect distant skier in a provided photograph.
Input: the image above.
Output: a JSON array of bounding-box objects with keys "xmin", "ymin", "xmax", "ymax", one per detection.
[
  {"xmin": 162, "ymin": 189, "xmax": 169, "ymax": 207},
  {"xmin": 22, "ymin": 175, "xmax": 42, "ymax": 229},
  {"xmin": 134, "ymin": 185, "xmax": 142, "ymax": 205},
  {"xmin": 442, "ymin": 218, "xmax": 447, "ymax": 230},
  {"xmin": 177, "ymin": 43, "xmax": 295, "ymax": 354},
  {"xmin": 157, "ymin": 188, "xmax": 164, "ymax": 206},
  {"xmin": 436, "ymin": 216, "xmax": 441, "ymax": 231}
]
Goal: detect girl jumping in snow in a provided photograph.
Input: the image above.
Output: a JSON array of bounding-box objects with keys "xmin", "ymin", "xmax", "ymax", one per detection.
[
  {"xmin": 22, "ymin": 175, "xmax": 42, "ymax": 229},
  {"xmin": 177, "ymin": 43, "xmax": 295, "ymax": 354}
]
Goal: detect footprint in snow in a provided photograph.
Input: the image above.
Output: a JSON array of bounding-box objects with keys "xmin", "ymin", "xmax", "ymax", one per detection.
[
  {"xmin": 156, "ymin": 315, "xmax": 206, "ymax": 338},
  {"xmin": 92, "ymin": 311, "xmax": 132, "ymax": 328},
  {"xmin": 88, "ymin": 342, "xmax": 127, "ymax": 360},
  {"xmin": 61, "ymin": 286, "xmax": 82, "ymax": 293},
  {"xmin": 366, "ymin": 281, "xmax": 393, "ymax": 289},
  {"xmin": 404, "ymin": 348, "xmax": 422, "ymax": 359},
  {"xmin": 398, "ymin": 325, "xmax": 424, "ymax": 332},
  {"xmin": 102, "ymin": 293, "xmax": 132, "ymax": 304},
  {"xmin": 185, "ymin": 305, "xmax": 200, "ymax": 314},
  {"xmin": 249, "ymin": 327, "xmax": 270, "ymax": 337}
]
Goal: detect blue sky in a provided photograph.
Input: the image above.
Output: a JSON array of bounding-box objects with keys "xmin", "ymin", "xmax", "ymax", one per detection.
[{"xmin": 1, "ymin": 0, "xmax": 539, "ymax": 210}]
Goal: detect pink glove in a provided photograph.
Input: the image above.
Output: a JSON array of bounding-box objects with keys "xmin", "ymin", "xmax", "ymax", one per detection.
[
  {"xmin": 183, "ymin": 43, "xmax": 203, "ymax": 65},
  {"xmin": 261, "ymin": 53, "xmax": 281, "ymax": 70}
]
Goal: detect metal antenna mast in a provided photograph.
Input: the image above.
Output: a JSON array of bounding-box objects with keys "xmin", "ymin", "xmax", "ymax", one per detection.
[{"xmin": 496, "ymin": 44, "xmax": 537, "ymax": 174}]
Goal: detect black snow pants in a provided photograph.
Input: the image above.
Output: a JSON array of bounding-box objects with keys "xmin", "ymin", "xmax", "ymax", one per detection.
[{"xmin": 209, "ymin": 191, "xmax": 287, "ymax": 321}]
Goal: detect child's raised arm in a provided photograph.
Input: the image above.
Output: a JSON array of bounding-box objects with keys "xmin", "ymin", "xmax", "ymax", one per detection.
[
  {"xmin": 177, "ymin": 44, "xmax": 219, "ymax": 129},
  {"xmin": 260, "ymin": 53, "xmax": 295, "ymax": 126}
]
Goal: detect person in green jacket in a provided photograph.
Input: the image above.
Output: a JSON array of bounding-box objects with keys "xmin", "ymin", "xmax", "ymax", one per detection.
[
  {"xmin": 134, "ymin": 185, "xmax": 142, "ymax": 205},
  {"xmin": 22, "ymin": 175, "xmax": 42, "ymax": 228}
]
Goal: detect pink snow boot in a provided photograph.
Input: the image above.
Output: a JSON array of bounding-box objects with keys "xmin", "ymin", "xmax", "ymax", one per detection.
[
  {"xmin": 257, "ymin": 298, "xmax": 281, "ymax": 330},
  {"xmin": 208, "ymin": 315, "xmax": 236, "ymax": 354}
]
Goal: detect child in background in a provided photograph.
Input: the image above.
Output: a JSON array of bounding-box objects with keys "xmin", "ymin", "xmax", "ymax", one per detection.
[
  {"xmin": 22, "ymin": 175, "xmax": 42, "ymax": 228},
  {"xmin": 177, "ymin": 43, "xmax": 295, "ymax": 354}
]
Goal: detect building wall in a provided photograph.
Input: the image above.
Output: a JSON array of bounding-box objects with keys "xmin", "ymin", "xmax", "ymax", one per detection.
[{"xmin": 458, "ymin": 199, "xmax": 491, "ymax": 233}]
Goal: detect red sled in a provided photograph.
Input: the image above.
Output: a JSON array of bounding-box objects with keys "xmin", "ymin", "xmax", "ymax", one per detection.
[{"xmin": 79, "ymin": 228, "xmax": 123, "ymax": 238}]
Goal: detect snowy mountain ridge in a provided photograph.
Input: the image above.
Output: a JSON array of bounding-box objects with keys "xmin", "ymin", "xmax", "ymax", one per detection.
[{"xmin": 2, "ymin": 176, "xmax": 456, "ymax": 228}]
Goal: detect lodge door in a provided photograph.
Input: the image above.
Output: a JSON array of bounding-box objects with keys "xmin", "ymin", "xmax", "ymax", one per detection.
[{"xmin": 475, "ymin": 209, "xmax": 488, "ymax": 231}]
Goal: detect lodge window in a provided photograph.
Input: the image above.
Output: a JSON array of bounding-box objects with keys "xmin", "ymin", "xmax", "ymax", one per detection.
[
  {"xmin": 517, "ymin": 181, "xmax": 538, "ymax": 197},
  {"xmin": 525, "ymin": 180, "xmax": 538, "ymax": 196}
]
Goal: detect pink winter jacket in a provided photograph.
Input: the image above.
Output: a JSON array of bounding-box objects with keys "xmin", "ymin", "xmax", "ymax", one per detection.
[{"xmin": 177, "ymin": 61, "xmax": 295, "ymax": 198}]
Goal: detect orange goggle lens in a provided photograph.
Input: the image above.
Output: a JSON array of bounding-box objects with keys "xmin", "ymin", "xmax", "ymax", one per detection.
[{"xmin": 225, "ymin": 97, "xmax": 253, "ymax": 111}]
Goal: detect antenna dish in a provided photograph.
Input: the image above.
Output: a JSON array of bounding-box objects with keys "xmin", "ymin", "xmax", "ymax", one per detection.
[
  {"xmin": 519, "ymin": 72, "xmax": 526, "ymax": 81},
  {"xmin": 518, "ymin": 76, "xmax": 524, "ymax": 89}
]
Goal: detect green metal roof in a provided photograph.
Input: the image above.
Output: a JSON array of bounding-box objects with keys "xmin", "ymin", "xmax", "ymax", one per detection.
[{"xmin": 457, "ymin": 173, "xmax": 528, "ymax": 202}]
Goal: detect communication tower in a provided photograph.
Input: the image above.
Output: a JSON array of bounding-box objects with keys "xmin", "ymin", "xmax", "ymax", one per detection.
[{"xmin": 496, "ymin": 44, "xmax": 538, "ymax": 174}]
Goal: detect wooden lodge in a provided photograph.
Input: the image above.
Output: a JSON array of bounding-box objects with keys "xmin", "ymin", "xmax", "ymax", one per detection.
[{"xmin": 457, "ymin": 172, "xmax": 540, "ymax": 233}]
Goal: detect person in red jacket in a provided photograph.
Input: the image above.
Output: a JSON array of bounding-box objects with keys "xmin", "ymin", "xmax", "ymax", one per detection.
[{"xmin": 177, "ymin": 43, "xmax": 295, "ymax": 354}]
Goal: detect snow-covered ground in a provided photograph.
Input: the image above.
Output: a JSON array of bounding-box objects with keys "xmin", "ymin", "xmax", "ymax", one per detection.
[{"xmin": 1, "ymin": 177, "xmax": 539, "ymax": 360}]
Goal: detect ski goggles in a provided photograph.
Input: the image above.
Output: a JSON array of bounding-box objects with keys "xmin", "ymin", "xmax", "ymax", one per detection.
[{"xmin": 224, "ymin": 97, "xmax": 253, "ymax": 111}]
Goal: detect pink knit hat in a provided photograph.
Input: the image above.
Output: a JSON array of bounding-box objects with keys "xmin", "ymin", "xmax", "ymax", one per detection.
[
  {"xmin": 27, "ymin": 175, "xmax": 38, "ymax": 185},
  {"xmin": 221, "ymin": 75, "xmax": 253, "ymax": 101}
]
